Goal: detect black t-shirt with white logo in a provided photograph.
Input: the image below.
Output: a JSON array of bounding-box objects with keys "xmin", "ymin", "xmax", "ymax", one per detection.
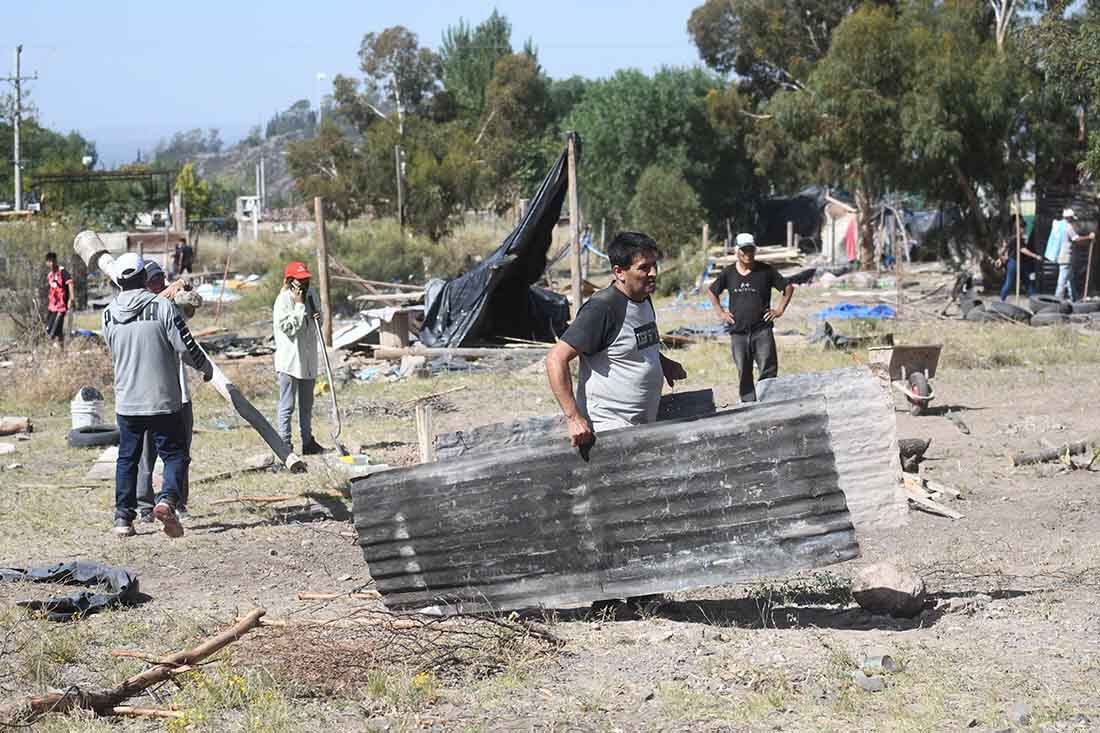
[{"xmin": 709, "ymin": 262, "xmax": 788, "ymax": 333}]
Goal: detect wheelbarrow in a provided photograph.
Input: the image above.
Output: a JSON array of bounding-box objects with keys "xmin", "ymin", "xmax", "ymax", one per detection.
[{"xmin": 867, "ymin": 344, "xmax": 943, "ymax": 416}]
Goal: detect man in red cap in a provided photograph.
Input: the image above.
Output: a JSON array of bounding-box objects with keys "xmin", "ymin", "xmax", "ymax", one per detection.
[{"xmin": 273, "ymin": 261, "xmax": 325, "ymax": 454}]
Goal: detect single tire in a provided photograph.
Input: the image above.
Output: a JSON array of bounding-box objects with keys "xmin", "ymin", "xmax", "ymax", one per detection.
[
  {"xmin": 986, "ymin": 301, "xmax": 1032, "ymax": 322},
  {"xmin": 1030, "ymin": 311, "xmax": 1071, "ymax": 327},
  {"xmin": 907, "ymin": 372, "xmax": 931, "ymax": 416},
  {"xmin": 67, "ymin": 425, "xmax": 120, "ymax": 448},
  {"xmin": 964, "ymin": 305, "xmax": 1000, "ymax": 322},
  {"xmin": 1029, "ymin": 295, "xmax": 1072, "ymax": 315},
  {"xmin": 959, "ymin": 297, "xmax": 983, "ymax": 317},
  {"xmin": 1071, "ymin": 301, "xmax": 1100, "ymax": 314}
]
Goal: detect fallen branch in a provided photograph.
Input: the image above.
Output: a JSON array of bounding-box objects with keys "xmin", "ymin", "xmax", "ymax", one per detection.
[
  {"xmin": 1008, "ymin": 438, "xmax": 1096, "ymax": 467},
  {"xmin": 0, "ymin": 609, "xmax": 265, "ymax": 724},
  {"xmin": 210, "ymin": 489, "xmax": 348, "ymax": 506},
  {"xmin": 0, "ymin": 416, "xmax": 32, "ymax": 436},
  {"xmin": 402, "ymin": 385, "xmax": 469, "ymax": 405},
  {"xmin": 296, "ymin": 591, "xmax": 381, "ymax": 601},
  {"xmin": 110, "ymin": 706, "xmax": 184, "ymax": 719}
]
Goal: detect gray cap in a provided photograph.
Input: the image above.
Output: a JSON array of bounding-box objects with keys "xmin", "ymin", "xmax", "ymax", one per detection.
[{"xmin": 143, "ymin": 260, "xmax": 164, "ymax": 279}]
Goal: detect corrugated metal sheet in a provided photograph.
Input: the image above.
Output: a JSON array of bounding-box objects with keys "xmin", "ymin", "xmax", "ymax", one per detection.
[
  {"xmin": 756, "ymin": 366, "xmax": 907, "ymax": 532},
  {"xmin": 434, "ymin": 389, "xmax": 716, "ymax": 461},
  {"xmin": 352, "ymin": 395, "xmax": 859, "ymax": 613}
]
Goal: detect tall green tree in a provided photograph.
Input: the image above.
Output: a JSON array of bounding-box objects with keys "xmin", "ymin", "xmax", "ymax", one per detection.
[
  {"xmin": 358, "ymin": 26, "xmax": 441, "ymax": 129},
  {"xmin": 440, "ymin": 10, "xmax": 513, "ymax": 117},
  {"xmin": 627, "ymin": 164, "xmax": 705, "ymax": 256},
  {"xmin": 564, "ymin": 67, "xmax": 757, "ymax": 231},
  {"xmin": 285, "ymin": 119, "xmax": 368, "ymax": 225}
]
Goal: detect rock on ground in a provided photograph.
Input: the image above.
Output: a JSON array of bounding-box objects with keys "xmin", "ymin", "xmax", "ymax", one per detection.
[{"xmin": 852, "ymin": 561, "xmax": 927, "ymax": 618}]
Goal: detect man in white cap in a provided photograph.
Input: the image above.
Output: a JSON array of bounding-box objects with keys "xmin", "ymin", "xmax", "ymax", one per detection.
[
  {"xmin": 1048, "ymin": 208, "xmax": 1095, "ymax": 300},
  {"xmin": 706, "ymin": 233, "xmax": 795, "ymax": 402},
  {"xmin": 102, "ymin": 252, "xmax": 213, "ymax": 538}
]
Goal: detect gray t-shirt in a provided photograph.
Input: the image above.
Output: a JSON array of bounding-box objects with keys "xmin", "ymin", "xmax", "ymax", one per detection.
[{"xmin": 562, "ymin": 285, "xmax": 663, "ymax": 431}]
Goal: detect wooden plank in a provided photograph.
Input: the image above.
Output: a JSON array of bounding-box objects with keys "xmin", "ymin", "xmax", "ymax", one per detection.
[
  {"xmin": 351, "ymin": 396, "xmax": 859, "ymax": 613},
  {"xmin": 904, "ymin": 485, "xmax": 963, "ymax": 520},
  {"xmin": 434, "ymin": 390, "xmax": 716, "ymax": 461},
  {"xmin": 373, "ymin": 346, "xmax": 548, "ymax": 360}
]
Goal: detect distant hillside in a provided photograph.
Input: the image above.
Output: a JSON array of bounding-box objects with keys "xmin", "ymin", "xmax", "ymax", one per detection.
[{"xmin": 192, "ymin": 130, "xmax": 306, "ymax": 206}]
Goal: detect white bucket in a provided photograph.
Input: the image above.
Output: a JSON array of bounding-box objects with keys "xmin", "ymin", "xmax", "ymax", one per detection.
[{"xmin": 71, "ymin": 387, "xmax": 106, "ymax": 429}]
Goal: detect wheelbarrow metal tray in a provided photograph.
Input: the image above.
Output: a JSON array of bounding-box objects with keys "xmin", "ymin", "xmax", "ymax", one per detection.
[
  {"xmin": 351, "ymin": 395, "xmax": 860, "ymax": 613},
  {"xmin": 868, "ymin": 344, "xmax": 943, "ymax": 381}
]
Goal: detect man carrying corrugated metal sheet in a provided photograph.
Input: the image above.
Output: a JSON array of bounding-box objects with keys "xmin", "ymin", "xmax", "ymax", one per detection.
[{"xmin": 546, "ymin": 232, "xmax": 687, "ymax": 448}]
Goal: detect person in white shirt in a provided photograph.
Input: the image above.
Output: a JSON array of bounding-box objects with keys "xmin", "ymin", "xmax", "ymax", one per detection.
[
  {"xmin": 1053, "ymin": 208, "xmax": 1095, "ymax": 301},
  {"xmin": 273, "ymin": 261, "xmax": 326, "ymax": 455}
]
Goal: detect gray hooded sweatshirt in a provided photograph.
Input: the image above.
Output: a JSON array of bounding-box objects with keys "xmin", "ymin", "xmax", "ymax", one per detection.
[{"xmin": 103, "ymin": 289, "xmax": 212, "ymax": 416}]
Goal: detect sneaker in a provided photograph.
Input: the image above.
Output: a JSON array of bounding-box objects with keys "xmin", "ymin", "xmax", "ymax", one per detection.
[
  {"xmin": 301, "ymin": 440, "xmax": 328, "ymax": 455},
  {"xmin": 112, "ymin": 518, "xmax": 136, "ymax": 538},
  {"xmin": 176, "ymin": 507, "xmax": 190, "ymax": 523},
  {"xmin": 153, "ymin": 502, "xmax": 184, "ymax": 538},
  {"xmin": 138, "ymin": 510, "xmax": 155, "ymax": 524}
]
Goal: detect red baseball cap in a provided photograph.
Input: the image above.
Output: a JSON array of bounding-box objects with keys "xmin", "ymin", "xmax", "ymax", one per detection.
[{"xmin": 284, "ymin": 261, "xmax": 311, "ymax": 280}]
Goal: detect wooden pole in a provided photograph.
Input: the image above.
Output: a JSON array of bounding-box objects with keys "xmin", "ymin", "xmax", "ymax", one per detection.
[
  {"xmin": 1015, "ymin": 194, "xmax": 1022, "ymax": 300},
  {"xmin": 893, "ymin": 210, "xmax": 903, "ymax": 316},
  {"xmin": 415, "ymin": 402, "xmax": 434, "ymax": 463},
  {"xmin": 697, "ymin": 222, "xmax": 710, "ymax": 292},
  {"xmin": 1086, "ymin": 240, "xmax": 1095, "ymax": 299},
  {"xmin": 567, "ymin": 133, "xmax": 582, "ymax": 319},
  {"xmin": 394, "ymin": 145, "xmax": 404, "ymax": 231},
  {"xmin": 786, "ymin": 221, "xmax": 794, "ymax": 249},
  {"xmin": 600, "ymin": 218, "xmax": 606, "ymax": 253},
  {"xmin": 212, "ymin": 241, "xmax": 233, "ymax": 325},
  {"xmin": 314, "ymin": 196, "xmax": 332, "ymax": 346}
]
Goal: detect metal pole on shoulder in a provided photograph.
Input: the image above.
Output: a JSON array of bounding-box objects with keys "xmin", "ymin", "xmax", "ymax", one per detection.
[{"xmin": 567, "ymin": 133, "xmax": 582, "ymax": 319}]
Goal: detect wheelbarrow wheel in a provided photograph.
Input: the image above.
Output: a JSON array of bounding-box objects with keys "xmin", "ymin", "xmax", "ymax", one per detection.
[{"xmin": 908, "ymin": 372, "xmax": 931, "ymax": 416}]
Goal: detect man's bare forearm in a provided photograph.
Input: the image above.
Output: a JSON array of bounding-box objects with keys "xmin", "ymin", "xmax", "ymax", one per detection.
[{"xmin": 546, "ymin": 349, "xmax": 581, "ymax": 419}]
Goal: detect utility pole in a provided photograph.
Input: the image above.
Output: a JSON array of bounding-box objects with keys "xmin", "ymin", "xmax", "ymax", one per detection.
[
  {"xmin": 4, "ymin": 45, "xmax": 38, "ymax": 212},
  {"xmin": 394, "ymin": 145, "xmax": 405, "ymax": 231}
]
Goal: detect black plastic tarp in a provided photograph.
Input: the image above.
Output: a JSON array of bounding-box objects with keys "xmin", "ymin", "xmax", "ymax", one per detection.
[
  {"xmin": 419, "ymin": 139, "xmax": 575, "ymax": 347},
  {"xmin": 1, "ymin": 561, "xmax": 140, "ymax": 621}
]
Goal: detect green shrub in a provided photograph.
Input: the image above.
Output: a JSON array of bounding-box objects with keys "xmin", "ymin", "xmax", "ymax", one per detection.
[{"xmin": 626, "ymin": 164, "xmax": 704, "ymax": 259}]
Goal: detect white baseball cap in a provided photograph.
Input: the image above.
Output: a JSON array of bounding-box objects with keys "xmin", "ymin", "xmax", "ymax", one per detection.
[
  {"xmin": 113, "ymin": 252, "xmax": 146, "ymax": 282},
  {"xmin": 1063, "ymin": 208, "xmax": 1076, "ymax": 219},
  {"xmin": 735, "ymin": 232, "xmax": 756, "ymax": 248}
]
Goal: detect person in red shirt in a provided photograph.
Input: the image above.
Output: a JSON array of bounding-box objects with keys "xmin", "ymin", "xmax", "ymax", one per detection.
[{"xmin": 45, "ymin": 252, "xmax": 75, "ymax": 347}]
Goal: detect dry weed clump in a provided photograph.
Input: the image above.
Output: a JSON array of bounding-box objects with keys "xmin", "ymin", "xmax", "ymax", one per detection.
[
  {"xmin": 233, "ymin": 612, "xmax": 563, "ymax": 699},
  {"xmin": 6, "ymin": 340, "xmax": 115, "ymax": 409}
]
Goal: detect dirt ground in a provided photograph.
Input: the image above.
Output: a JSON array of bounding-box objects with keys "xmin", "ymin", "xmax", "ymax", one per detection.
[{"xmin": 2, "ymin": 271, "xmax": 1100, "ymax": 732}]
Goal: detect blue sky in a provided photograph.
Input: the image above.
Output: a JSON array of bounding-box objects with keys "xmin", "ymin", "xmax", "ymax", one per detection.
[{"xmin": 3, "ymin": 1, "xmax": 705, "ymax": 165}]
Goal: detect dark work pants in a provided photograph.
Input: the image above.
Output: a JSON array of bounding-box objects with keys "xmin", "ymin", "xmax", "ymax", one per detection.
[
  {"xmin": 137, "ymin": 402, "xmax": 193, "ymax": 514},
  {"xmin": 115, "ymin": 412, "xmax": 187, "ymax": 522},
  {"xmin": 730, "ymin": 327, "xmax": 778, "ymax": 403}
]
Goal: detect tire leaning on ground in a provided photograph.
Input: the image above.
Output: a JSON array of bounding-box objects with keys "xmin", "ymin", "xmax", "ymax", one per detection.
[
  {"xmin": 1029, "ymin": 295, "xmax": 1073, "ymax": 314},
  {"xmin": 964, "ymin": 305, "xmax": 1000, "ymax": 322},
  {"xmin": 986, "ymin": 301, "xmax": 1032, "ymax": 322},
  {"xmin": 1071, "ymin": 301, "xmax": 1100, "ymax": 314},
  {"xmin": 1030, "ymin": 311, "xmax": 1072, "ymax": 327},
  {"xmin": 959, "ymin": 297, "xmax": 983, "ymax": 317},
  {"xmin": 67, "ymin": 425, "xmax": 120, "ymax": 448},
  {"xmin": 907, "ymin": 372, "xmax": 931, "ymax": 416}
]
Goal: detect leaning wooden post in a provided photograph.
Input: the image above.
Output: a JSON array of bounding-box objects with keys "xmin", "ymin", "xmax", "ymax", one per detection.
[
  {"xmin": 893, "ymin": 211, "xmax": 903, "ymax": 316},
  {"xmin": 786, "ymin": 221, "xmax": 794, "ymax": 250},
  {"xmin": 1086, "ymin": 238, "xmax": 1095, "ymax": 299},
  {"xmin": 567, "ymin": 133, "xmax": 583, "ymax": 319},
  {"xmin": 415, "ymin": 402, "xmax": 434, "ymax": 463},
  {"xmin": 1014, "ymin": 194, "xmax": 1022, "ymax": 299},
  {"xmin": 697, "ymin": 222, "xmax": 710, "ymax": 292},
  {"xmin": 314, "ymin": 196, "xmax": 332, "ymax": 347}
]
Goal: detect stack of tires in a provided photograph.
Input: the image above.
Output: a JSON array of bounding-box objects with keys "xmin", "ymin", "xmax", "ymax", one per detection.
[{"xmin": 961, "ymin": 294, "xmax": 1100, "ymax": 327}]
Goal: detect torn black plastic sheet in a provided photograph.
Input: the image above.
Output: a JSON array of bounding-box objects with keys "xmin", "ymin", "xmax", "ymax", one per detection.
[{"xmin": 0, "ymin": 561, "xmax": 140, "ymax": 621}]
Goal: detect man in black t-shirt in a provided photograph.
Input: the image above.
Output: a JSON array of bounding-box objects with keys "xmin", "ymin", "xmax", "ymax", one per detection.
[{"xmin": 706, "ymin": 233, "xmax": 795, "ymax": 403}]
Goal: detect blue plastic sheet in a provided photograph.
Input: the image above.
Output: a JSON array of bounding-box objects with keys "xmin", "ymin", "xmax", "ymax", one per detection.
[{"xmin": 812, "ymin": 303, "xmax": 896, "ymax": 320}]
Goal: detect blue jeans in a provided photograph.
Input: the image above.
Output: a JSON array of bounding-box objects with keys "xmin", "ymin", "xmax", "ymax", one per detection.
[
  {"xmin": 136, "ymin": 402, "xmax": 193, "ymax": 514},
  {"xmin": 1055, "ymin": 263, "xmax": 1075, "ymax": 301},
  {"xmin": 1000, "ymin": 258, "xmax": 1038, "ymax": 300},
  {"xmin": 115, "ymin": 411, "xmax": 187, "ymax": 522}
]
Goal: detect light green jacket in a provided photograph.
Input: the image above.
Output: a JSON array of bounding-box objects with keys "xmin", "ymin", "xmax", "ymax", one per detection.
[{"xmin": 273, "ymin": 289, "xmax": 319, "ymax": 379}]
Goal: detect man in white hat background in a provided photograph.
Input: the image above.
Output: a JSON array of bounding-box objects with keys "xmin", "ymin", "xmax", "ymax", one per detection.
[
  {"xmin": 1046, "ymin": 208, "xmax": 1096, "ymax": 300},
  {"xmin": 102, "ymin": 253, "xmax": 213, "ymax": 539},
  {"xmin": 706, "ymin": 233, "xmax": 795, "ymax": 403}
]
